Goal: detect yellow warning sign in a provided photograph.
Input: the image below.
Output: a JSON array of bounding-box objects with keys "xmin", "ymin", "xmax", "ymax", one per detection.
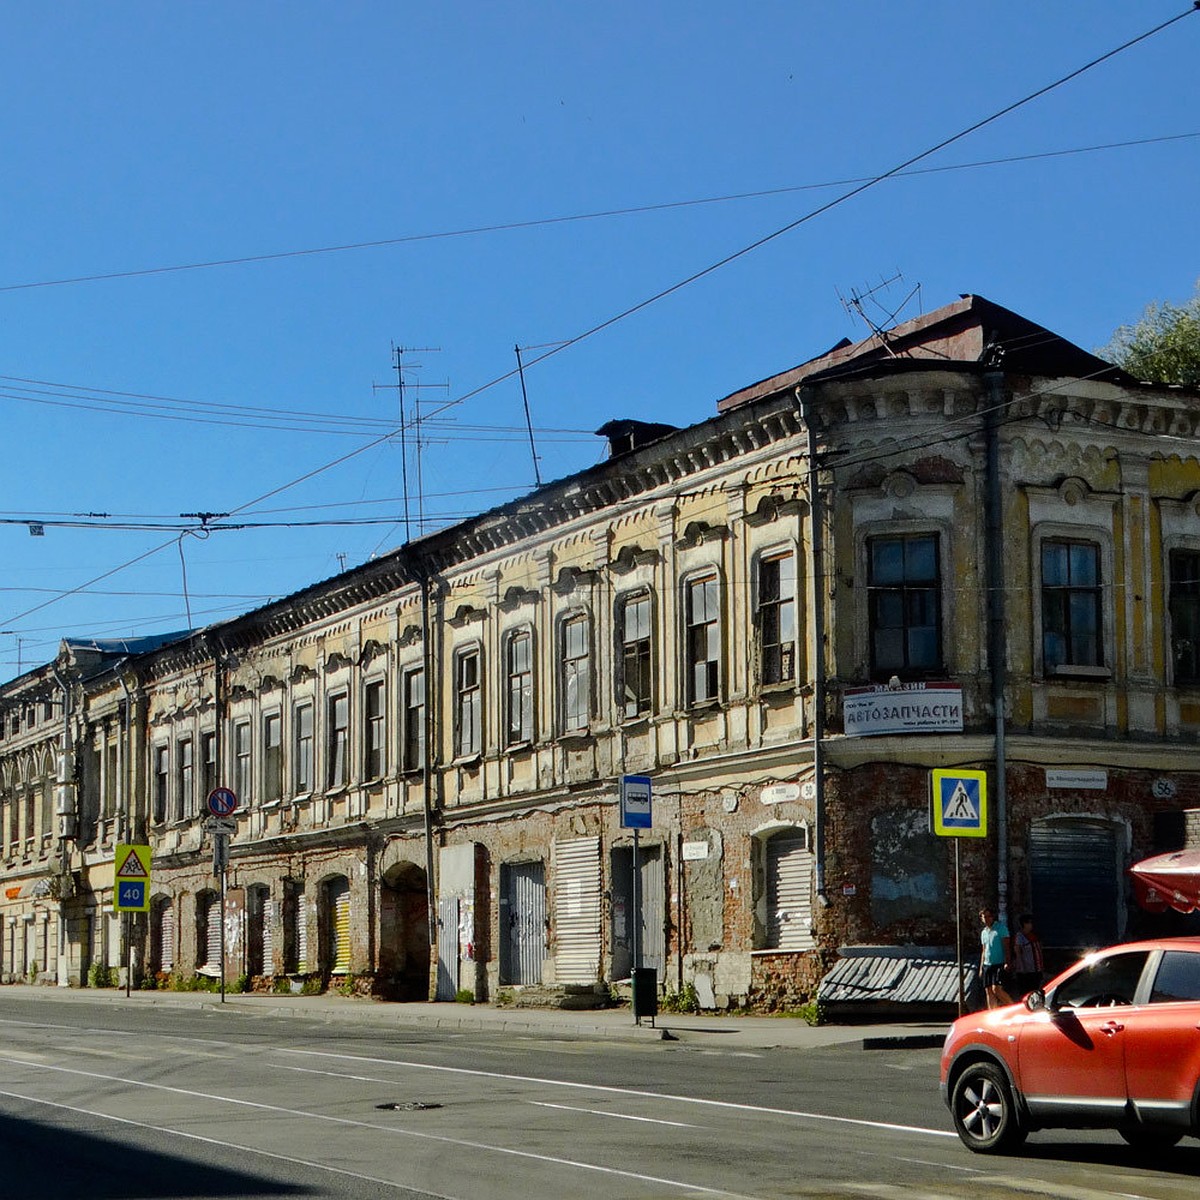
[{"xmin": 115, "ymin": 843, "xmax": 152, "ymax": 880}]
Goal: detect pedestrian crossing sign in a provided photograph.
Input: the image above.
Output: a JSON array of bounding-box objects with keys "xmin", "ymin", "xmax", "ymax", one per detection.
[{"xmin": 931, "ymin": 769, "xmax": 988, "ymax": 838}]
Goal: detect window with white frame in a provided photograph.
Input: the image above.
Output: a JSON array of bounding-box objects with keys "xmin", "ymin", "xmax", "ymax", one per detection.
[
  {"xmin": 363, "ymin": 679, "xmax": 386, "ymax": 779},
  {"xmin": 560, "ymin": 614, "xmax": 591, "ymax": 732},
  {"xmin": 233, "ymin": 719, "xmax": 252, "ymax": 805},
  {"xmin": 175, "ymin": 736, "xmax": 193, "ymax": 821},
  {"xmin": 617, "ymin": 591, "xmax": 653, "ymax": 720},
  {"xmin": 263, "ymin": 712, "xmax": 283, "ymax": 803},
  {"xmin": 757, "ymin": 552, "xmax": 796, "ymax": 686},
  {"xmin": 1041, "ymin": 538, "xmax": 1102, "ymax": 672},
  {"xmin": 455, "ymin": 647, "xmax": 482, "ymax": 758},
  {"xmin": 401, "ymin": 666, "xmax": 425, "ymax": 772},
  {"xmin": 685, "ymin": 574, "xmax": 721, "ymax": 706},
  {"xmin": 1169, "ymin": 549, "xmax": 1200, "ymax": 685},
  {"xmin": 327, "ymin": 692, "xmax": 349, "ymax": 789},
  {"xmin": 867, "ymin": 533, "xmax": 941, "ymax": 678},
  {"xmin": 505, "ymin": 630, "xmax": 534, "ymax": 745},
  {"xmin": 294, "ymin": 702, "xmax": 314, "ymax": 794},
  {"xmin": 153, "ymin": 744, "xmax": 169, "ymax": 824}
]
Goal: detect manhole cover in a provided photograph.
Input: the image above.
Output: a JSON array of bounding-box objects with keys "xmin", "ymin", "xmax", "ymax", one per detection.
[{"xmin": 376, "ymin": 1101, "xmax": 443, "ymax": 1111}]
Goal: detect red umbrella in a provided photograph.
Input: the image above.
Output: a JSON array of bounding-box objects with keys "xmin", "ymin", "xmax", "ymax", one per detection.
[{"xmin": 1130, "ymin": 850, "xmax": 1200, "ymax": 915}]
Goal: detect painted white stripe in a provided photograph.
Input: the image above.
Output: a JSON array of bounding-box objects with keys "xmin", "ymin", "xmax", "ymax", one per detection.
[
  {"xmin": 527, "ymin": 1100, "xmax": 701, "ymax": 1128},
  {"xmin": 281, "ymin": 1047, "xmax": 957, "ymax": 1140},
  {"xmin": 0, "ymin": 1059, "xmax": 750, "ymax": 1199}
]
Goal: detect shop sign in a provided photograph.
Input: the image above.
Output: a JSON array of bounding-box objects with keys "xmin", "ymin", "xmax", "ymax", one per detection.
[{"xmin": 843, "ymin": 682, "xmax": 963, "ymax": 738}]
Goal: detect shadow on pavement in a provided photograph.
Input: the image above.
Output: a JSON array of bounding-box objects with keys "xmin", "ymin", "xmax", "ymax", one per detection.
[{"xmin": 0, "ymin": 1110, "xmax": 313, "ymax": 1198}]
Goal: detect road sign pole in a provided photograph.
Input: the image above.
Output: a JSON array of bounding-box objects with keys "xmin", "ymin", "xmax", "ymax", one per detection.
[
  {"xmin": 220, "ymin": 861, "xmax": 226, "ymax": 1003},
  {"xmin": 125, "ymin": 911, "xmax": 131, "ymax": 999},
  {"xmin": 955, "ymin": 839, "xmax": 964, "ymax": 1017}
]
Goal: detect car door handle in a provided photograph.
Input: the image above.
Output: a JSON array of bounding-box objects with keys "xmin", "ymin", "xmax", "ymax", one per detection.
[{"xmin": 1101, "ymin": 1021, "xmax": 1125, "ymax": 1036}]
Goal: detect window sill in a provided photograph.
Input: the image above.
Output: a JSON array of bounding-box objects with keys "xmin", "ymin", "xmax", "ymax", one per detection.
[
  {"xmin": 758, "ymin": 681, "xmax": 797, "ymax": 700},
  {"xmin": 558, "ymin": 730, "xmax": 594, "ymax": 746},
  {"xmin": 291, "ymin": 792, "xmax": 313, "ymax": 807},
  {"xmin": 686, "ymin": 700, "xmax": 722, "ymax": 716},
  {"xmin": 260, "ymin": 798, "xmax": 283, "ymax": 811},
  {"xmin": 1045, "ymin": 665, "xmax": 1111, "ymax": 681},
  {"xmin": 452, "ymin": 754, "xmax": 482, "ymax": 769},
  {"xmin": 618, "ymin": 715, "xmax": 653, "ymax": 732}
]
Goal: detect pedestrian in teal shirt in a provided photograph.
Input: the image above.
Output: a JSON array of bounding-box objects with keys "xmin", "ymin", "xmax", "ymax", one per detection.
[{"xmin": 979, "ymin": 907, "xmax": 1013, "ymax": 1009}]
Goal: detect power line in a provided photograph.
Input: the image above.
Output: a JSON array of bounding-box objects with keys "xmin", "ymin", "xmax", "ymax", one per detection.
[
  {"xmin": 0, "ymin": 132, "xmax": 1196, "ymax": 295},
  {"xmin": 2, "ymin": 9, "xmax": 1194, "ymax": 638}
]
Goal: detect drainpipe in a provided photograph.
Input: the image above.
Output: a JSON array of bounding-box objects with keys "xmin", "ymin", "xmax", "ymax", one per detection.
[
  {"xmin": 50, "ymin": 664, "xmax": 75, "ymax": 987},
  {"xmin": 797, "ymin": 387, "xmax": 827, "ymax": 907},
  {"xmin": 413, "ymin": 556, "xmax": 439, "ymax": 981},
  {"xmin": 983, "ymin": 369, "xmax": 1009, "ymax": 921}
]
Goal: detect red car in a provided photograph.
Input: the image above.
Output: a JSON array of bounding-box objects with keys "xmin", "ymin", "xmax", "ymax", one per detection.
[{"xmin": 940, "ymin": 936, "xmax": 1200, "ymax": 1153}]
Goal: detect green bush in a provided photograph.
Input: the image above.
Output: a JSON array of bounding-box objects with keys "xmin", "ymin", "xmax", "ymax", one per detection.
[
  {"xmin": 660, "ymin": 982, "xmax": 700, "ymax": 1014},
  {"xmin": 87, "ymin": 962, "xmax": 118, "ymax": 989},
  {"xmin": 455, "ymin": 988, "xmax": 475, "ymax": 1005}
]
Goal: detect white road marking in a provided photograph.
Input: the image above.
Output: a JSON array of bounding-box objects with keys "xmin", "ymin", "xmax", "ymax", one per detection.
[
  {"xmin": 281, "ymin": 1047, "xmax": 957, "ymax": 1140},
  {"xmin": 0, "ymin": 1060, "xmax": 751, "ymax": 1198},
  {"xmin": 527, "ymin": 1100, "xmax": 701, "ymax": 1128}
]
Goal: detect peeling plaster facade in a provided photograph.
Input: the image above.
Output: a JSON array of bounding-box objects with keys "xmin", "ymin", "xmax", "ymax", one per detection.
[{"xmin": 3, "ymin": 295, "xmax": 1200, "ymax": 1006}]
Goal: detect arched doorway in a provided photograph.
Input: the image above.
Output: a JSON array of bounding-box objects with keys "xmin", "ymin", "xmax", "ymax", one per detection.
[{"xmin": 378, "ymin": 862, "xmax": 430, "ymax": 1001}]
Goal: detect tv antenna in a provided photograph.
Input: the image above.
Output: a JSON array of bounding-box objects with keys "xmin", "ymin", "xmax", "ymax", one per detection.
[
  {"xmin": 836, "ymin": 273, "xmax": 923, "ymax": 354},
  {"xmin": 372, "ymin": 344, "xmax": 447, "ymax": 540}
]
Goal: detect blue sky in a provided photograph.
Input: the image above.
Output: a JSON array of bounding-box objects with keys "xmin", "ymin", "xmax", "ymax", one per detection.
[{"xmin": 2, "ymin": 3, "xmax": 1198, "ymax": 680}]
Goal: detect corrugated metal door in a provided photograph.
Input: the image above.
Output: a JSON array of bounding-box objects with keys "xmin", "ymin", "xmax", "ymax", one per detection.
[
  {"xmin": 329, "ymin": 879, "xmax": 352, "ymax": 975},
  {"xmin": 610, "ymin": 845, "xmax": 665, "ymax": 978},
  {"xmin": 1029, "ymin": 818, "xmax": 1120, "ymax": 955},
  {"xmin": 203, "ymin": 894, "xmax": 222, "ymax": 974},
  {"xmin": 436, "ymin": 896, "xmax": 460, "ymax": 1000},
  {"xmin": 500, "ymin": 861, "xmax": 546, "ymax": 986},
  {"xmin": 262, "ymin": 897, "xmax": 275, "ymax": 976},
  {"xmin": 160, "ymin": 903, "xmax": 175, "ymax": 973},
  {"xmin": 767, "ymin": 835, "xmax": 814, "ymax": 950},
  {"xmin": 554, "ymin": 836, "xmax": 601, "ymax": 984},
  {"xmin": 296, "ymin": 895, "xmax": 310, "ymax": 973}
]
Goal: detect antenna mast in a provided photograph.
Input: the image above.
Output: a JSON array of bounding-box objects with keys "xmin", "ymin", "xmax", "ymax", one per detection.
[
  {"xmin": 373, "ymin": 345, "xmax": 445, "ymax": 541},
  {"xmin": 514, "ymin": 344, "xmax": 543, "ymax": 488}
]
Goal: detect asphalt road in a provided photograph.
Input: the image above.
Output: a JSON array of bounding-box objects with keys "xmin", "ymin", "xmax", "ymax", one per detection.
[{"xmin": 0, "ymin": 994, "xmax": 1197, "ymax": 1199}]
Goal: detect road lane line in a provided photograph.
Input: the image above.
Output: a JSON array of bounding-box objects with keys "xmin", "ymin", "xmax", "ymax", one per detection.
[
  {"xmin": 281, "ymin": 1047, "xmax": 957, "ymax": 1140},
  {"xmin": 527, "ymin": 1100, "xmax": 702, "ymax": 1128},
  {"xmin": 0, "ymin": 1062, "xmax": 753, "ymax": 1199}
]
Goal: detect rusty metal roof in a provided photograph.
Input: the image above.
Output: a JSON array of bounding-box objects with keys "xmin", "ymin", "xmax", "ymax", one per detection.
[{"xmin": 819, "ymin": 946, "xmax": 976, "ymax": 1007}]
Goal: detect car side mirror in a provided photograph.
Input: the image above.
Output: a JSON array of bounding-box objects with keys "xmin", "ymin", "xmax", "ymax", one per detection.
[{"xmin": 1024, "ymin": 988, "xmax": 1047, "ymax": 1012}]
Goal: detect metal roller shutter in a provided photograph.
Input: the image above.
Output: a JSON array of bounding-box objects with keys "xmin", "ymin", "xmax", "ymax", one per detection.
[
  {"xmin": 767, "ymin": 835, "xmax": 814, "ymax": 950},
  {"xmin": 554, "ymin": 836, "xmax": 601, "ymax": 983},
  {"xmin": 203, "ymin": 894, "xmax": 222, "ymax": 974},
  {"xmin": 1029, "ymin": 818, "xmax": 1120, "ymax": 956},
  {"xmin": 160, "ymin": 904, "xmax": 175, "ymax": 973},
  {"xmin": 330, "ymin": 880, "xmax": 352, "ymax": 975}
]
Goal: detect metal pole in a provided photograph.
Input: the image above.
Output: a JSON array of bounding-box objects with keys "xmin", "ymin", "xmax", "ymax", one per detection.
[
  {"xmin": 955, "ymin": 839, "xmax": 964, "ymax": 1017},
  {"xmin": 514, "ymin": 345, "xmax": 543, "ymax": 488},
  {"xmin": 632, "ymin": 828, "xmax": 640, "ymax": 974},
  {"xmin": 220, "ymin": 860, "xmax": 227, "ymax": 1003},
  {"xmin": 125, "ymin": 911, "xmax": 131, "ymax": 999}
]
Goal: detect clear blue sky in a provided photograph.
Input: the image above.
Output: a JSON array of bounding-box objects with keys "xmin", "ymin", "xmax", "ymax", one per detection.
[{"xmin": 2, "ymin": 3, "xmax": 1198, "ymax": 680}]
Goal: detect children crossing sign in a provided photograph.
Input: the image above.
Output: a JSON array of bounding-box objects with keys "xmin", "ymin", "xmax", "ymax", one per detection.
[
  {"xmin": 931, "ymin": 769, "xmax": 988, "ymax": 838},
  {"xmin": 113, "ymin": 843, "xmax": 152, "ymax": 912}
]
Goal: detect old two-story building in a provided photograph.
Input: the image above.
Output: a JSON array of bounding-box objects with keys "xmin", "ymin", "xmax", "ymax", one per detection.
[{"xmin": 2, "ymin": 294, "xmax": 1199, "ymax": 1005}]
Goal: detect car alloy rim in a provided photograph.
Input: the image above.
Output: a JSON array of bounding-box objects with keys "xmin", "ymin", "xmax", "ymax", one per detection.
[{"xmin": 960, "ymin": 1076, "xmax": 1003, "ymax": 1140}]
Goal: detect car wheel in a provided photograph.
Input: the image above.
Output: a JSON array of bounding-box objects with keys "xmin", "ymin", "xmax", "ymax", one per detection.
[
  {"xmin": 1119, "ymin": 1126, "xmax": 1182, "ymax": 1152},
  {"xmin": 950, "ymin": 1061, "xmax": 1027, "ymax": 1154}
]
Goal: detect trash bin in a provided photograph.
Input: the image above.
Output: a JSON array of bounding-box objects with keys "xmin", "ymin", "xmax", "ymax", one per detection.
[{"xmin": 631, "ymin": 966, "xmax": 657, "ymax": 1025}]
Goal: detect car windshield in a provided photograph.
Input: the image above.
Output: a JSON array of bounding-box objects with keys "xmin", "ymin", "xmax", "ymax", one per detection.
[{"xmin": 1053, "ymin": 951, "xmax": 1148, "ymax": 1009}]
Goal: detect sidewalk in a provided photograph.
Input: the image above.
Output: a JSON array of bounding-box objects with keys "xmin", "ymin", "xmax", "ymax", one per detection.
[{"xmin": 0, "ymin": 984, "xmax": 949, "ymax": 1051}]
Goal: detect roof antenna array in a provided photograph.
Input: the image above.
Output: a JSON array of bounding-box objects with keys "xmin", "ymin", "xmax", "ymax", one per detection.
[
  {"xmin": 836, "ymin": 273, "xmax": 923, "ymax": 356},
  {"xmin": 372, "ymin": 345, "xmax": 447, "ymax": 541}
]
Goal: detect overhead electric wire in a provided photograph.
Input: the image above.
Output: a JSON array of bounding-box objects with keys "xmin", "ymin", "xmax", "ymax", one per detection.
[
  {"xmin": 0, "ymin": 131, "xmax": 1196, "ymax": 295},
  {"xmin": 2, "ymin": 7, "xmax": 1194, "ymax": 637}
]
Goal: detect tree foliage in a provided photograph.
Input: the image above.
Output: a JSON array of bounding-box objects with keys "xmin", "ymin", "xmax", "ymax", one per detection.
[{"xmin": 1100, "ymin": 283, "xmax": 1200, "ymax": 388}]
